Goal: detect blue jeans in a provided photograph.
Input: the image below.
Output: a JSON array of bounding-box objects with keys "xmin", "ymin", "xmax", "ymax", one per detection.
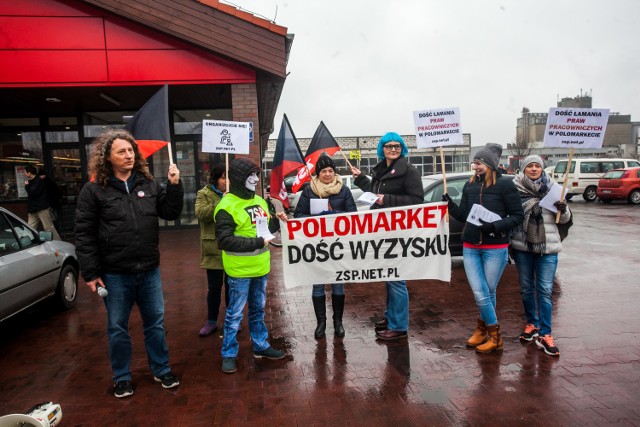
[
  {"xmin": 222, "ymin": 275, "xmax": 270, "ymax": 358},
  {"xmin": 463, "ymin": 247, "xmax": 509, "ymax": 326},
  {"xmin": 312, "ymin": 283, "xmax": 344, "ymax": 297},
  {"xmin": 385, "ymin": 281, "xmax": 409, "ymax": 331},
  {"xmin": 512, "ymin": 250, "xmax": 558, "ymax": 336},
  {"xmin": 103, "ymin": 266, "xmax": 171, "ymax": 382}
]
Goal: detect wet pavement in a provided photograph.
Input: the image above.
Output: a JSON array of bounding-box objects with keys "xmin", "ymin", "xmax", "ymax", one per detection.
[{"xmin": 1, "ymin": 200, "xmax": 639, "ymax": 426}]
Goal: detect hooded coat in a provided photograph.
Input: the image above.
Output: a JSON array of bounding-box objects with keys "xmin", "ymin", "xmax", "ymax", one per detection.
[{"xmin": 214, "ymin": 158, "xmax": 279, "ymax": 254}]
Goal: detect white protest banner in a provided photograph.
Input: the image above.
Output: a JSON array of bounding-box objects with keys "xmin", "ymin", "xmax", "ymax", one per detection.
[
  {"xmin": 202, "ymin": 120, "xmax": 251, "ymax": 154},
  {"xmin": 281, "ymin": 202, "xmax": 451, "ymax": 288},
  {"xmin": 543, "ymin": 107, "xmax": 609, "ymax": 149},
  {"xmin": 413, "ymin": 107, "xmax": 463, "ymax": 148}
]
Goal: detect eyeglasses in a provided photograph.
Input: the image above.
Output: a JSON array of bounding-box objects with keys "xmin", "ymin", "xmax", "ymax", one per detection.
[{"xmin": 383, "ymin": 144, "xmax": 402, "ymax": 151}]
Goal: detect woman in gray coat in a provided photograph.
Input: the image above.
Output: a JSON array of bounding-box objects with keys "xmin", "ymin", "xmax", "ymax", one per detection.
[{"xmin": 511, "ymin": 155, "xmax": 571, "ymax": 357}]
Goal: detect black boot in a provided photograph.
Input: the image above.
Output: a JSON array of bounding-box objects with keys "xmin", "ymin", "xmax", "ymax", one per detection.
[
  {"xmin": 332, "ymin": 294, "xmax": 345, "ymax": 338},
  {"xmin": 312, "ymin": 296, "xmax": 326, "ymax": 339}
]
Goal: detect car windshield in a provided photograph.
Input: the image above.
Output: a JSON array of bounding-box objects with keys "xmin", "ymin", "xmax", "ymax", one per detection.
[{"xmin": 603, "ymin": 170, "xmax": 625, "ymax": 179}]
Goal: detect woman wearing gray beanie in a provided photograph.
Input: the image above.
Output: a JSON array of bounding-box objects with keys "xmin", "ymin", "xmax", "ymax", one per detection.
[
  {"xmin": 511, "ymin": 155, "xmax": 571, "ymax": 357},
  {"xmin": 444, "ymin": 143, "xmax": 524, "ymax": 353}
]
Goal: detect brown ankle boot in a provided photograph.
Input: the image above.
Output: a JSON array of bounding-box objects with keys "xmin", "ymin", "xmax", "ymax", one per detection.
[
  {"xmin": 467, "ymin": 318, "xmax": 488, "ymax": 347},
  {"xmin": 476, "ymin": 323, "xmax": 503, "ymax": 353}
]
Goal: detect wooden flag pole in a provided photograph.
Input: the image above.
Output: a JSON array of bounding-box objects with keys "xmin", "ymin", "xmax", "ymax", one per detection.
[
  {"xmin": 167, "ymin": 142, "xmax": 177, "ymax": 179},
  {"xmin": 339, "ymin": 150, "xmax": 354, "ymax": 169},
  {"xmin": 556, "ymin": 147, "xmax": 574, "ymax": 223},
  {"xmin": 440, "ymin": 146, "xmax": 449, "ymax": 221},
  {"xmin": 225, "ymin": 153, "xmax": 229, "ymax": 192},
  {"xmin": 167, "ymin": 142, "xmax": 174, "ymax": 165}
]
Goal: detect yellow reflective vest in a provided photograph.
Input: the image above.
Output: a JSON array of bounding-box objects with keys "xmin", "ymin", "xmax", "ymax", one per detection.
[{"xmin": 214, "ymin": 194, "xmax": 271, "ymax": 278}]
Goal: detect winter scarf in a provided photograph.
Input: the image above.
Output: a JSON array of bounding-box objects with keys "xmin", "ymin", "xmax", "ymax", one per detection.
[
  {"xmin": 310, "ymin": 174, "xmax": 343, "ymax": 199},
  {"xmin": 513, "ymin": 172, "xmax": 550, "ymax": 254}
]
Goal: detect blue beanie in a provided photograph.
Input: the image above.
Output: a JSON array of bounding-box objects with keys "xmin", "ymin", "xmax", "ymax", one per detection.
[{"xmin": 377, "ymin": 132, "xmax": 409, "ymax": 159}]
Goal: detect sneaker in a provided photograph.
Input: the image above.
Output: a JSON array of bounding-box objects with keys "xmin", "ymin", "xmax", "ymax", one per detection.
[
  {"xmin": 519, "ymin": 324, "xmax": 539, "ymax": 342},
  {"xmin": 536, "ymin": 335, "xmax": 560, "ymax": 356},
  {"xmin": 154, "ymin": 371, "xmax": 180, "ymax": 389},
  {"xmin": 222, "ymin": 357, "xmax": 237, "ymax": 373},
  {"xmin": 199, "ymin": 322, "xmax": 218, "ymax": 337},
  {"xmin": 374, "ymin": 318, "xmax": 388, "ymax": 331},
  {"xmin": 253, "ymin": 347, "xmax": 286, "ymax": 360},
  {"xmin": 375, "ymin": 329, "xmax": 408, "ymax": 341},
  {"xmin": 114, "ymin": 380, "xmax": 133, "ymax": 398}
]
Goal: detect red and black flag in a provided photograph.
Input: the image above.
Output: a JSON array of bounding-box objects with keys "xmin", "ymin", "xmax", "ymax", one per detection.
[
  {"xmin": 269, "ymin": 114, "xmax": 305, "ymax": 209},
  {"xmin": 125, "ymin": 84, "xmax": 170, "ymax": 159},
  {"xmin": 291, "ymin": 121, "xmax": 341, "ymax": 193}
]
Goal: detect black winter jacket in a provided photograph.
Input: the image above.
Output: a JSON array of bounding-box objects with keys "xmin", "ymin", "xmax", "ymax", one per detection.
[
  {"xmin": 353, "ymin": 157, "xmax": 423, "ymax": 208},
  {"xmin": 74, "ymin": 173, "xmax": 183, "ymax": 281},
  {"xmin": 293, "ymin": 183, "xmax": 357, "ymax": 218},
  {"xmin": 25, "ymin": 176, "xmax": 51, "ymax": 212},
  {"xmin": 448, "ymin": 173, "xmax": 524, "ymax": 245}
]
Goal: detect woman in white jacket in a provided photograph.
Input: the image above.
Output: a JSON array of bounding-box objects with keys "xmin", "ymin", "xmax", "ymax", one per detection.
[{"xmin": 511, "ymin": 155, "xmax": 572, "ymax": 357}]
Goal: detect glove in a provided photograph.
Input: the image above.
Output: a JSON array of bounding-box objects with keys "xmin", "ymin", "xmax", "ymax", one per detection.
[
  {"xmin": 554, "ymin": 201, "xmax": 567, "ymax": 213},
  {"xmin": 441, "ymin": 193, "xmax": 452, "ymax": 202},
  {"xmin": 478, "ymin": 219, "xmax": 495, "ymax": 234}
]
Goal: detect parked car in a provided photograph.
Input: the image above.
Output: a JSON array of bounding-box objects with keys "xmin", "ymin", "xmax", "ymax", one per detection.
[
  {"xmin": 0, "ymin": 206, "xmax": 79, "ymax": 322},
  {"xmin": 422, "ymin": 172, "xmax": 515, "ymax": 256},
  {"xmin": 552, "ymin": 158, "xmax": 640, "ymax": 202},
  {"xmin": 596, "ymin": 167, "xmax": 640, "ymax": 204}
]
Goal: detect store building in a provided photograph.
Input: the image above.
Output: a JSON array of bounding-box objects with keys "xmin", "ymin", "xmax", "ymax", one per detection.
[{"xmin": 0, "ymin": 0, "xmax": 292, "ymax": 237}]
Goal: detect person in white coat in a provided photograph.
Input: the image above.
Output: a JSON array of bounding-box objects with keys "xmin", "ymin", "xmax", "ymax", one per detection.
[{"xmin": 511, "ymin": 155, "xmax": 571, "ymax": 357}]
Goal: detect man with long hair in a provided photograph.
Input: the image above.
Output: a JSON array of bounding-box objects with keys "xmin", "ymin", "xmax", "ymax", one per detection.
[{"xmin": 75, "ymin": 129, "xmax": 183, "ymax": 398}]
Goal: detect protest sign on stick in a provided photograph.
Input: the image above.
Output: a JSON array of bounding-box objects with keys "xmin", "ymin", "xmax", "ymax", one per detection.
[
  {"xmin": 414, "ymin": 107, "xmax": 463, "ymax": 219},
  {"xmin": 543, "ymin": 107, "xmax": 609, "ymax": 222}
]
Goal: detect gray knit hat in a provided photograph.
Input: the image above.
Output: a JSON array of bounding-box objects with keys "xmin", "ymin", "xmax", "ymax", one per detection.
[
  {"xmin": 473, "ymin": 143, "xmax": 503, "ymax": 170},
  {"xmin": 520, "ymin": 154, "xmax": 545, "ymax": 171}
]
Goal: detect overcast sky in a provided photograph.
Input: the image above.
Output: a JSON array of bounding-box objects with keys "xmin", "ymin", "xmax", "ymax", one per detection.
[{"xmin": 234, "ymin": 0, "xmax": 639, "ymax": 146}]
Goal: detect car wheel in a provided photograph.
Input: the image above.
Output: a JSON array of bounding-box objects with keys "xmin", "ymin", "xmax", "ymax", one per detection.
[
  {"xmin": 56, "ymin": 264, "xmax": 78, "ymax": 309},
  {"xmin": 583, "ymin": 186, "xmax": 597, "ymax": 202},
  {"xmin": 628, "ymin": 190, "xmax": 640, "ymax": 205},
  {"xmin": 565, "ymin": 194, "xmax": 573, "ymax": 201}
]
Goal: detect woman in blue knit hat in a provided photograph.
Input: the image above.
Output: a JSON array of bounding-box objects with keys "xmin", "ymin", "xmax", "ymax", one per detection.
[{"xmin": 350, "ymin": 132, "xmax": 423, "ymax": 340}]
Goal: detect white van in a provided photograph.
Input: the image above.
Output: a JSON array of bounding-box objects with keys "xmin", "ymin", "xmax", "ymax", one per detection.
[{"xmin": 552, "ymin": 158, "xmax": 640, "ymax": 201}]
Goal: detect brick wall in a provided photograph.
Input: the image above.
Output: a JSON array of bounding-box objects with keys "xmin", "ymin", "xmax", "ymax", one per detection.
[{"xmin": 231, "ymin": 83, "xmax": 263, "ymax": 189}]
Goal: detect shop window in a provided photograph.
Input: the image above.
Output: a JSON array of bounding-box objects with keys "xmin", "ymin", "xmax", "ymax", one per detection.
[
  {"xmin": 0, "ymin": 118, "xmax": 43, "ymax": 202},
  {"xmin": 46, "ymin": 117, "xmax": 79, "ymax": 143},
  {"xmin": 83, "ymin": 112, "xmax": 131, "ymax": 138},
  {"xmin": 174, "ymin": 109, "xmax": 232, "ymax": 135}
]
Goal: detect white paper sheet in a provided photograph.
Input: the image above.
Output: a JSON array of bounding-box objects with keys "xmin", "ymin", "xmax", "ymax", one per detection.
[
  {"xmin": 357, "ymin": 192, "xmax": 379, "ymax": 206},
  {"xmin": 256, "ymin": 217, "xmax": 274, "ymax": 241},
  {"xmin": 310, "ymin": 198, "xmax": 329, "ymax": 215},
  {"xmin": 467, "ymin": 203, "xmax": 501, "ymax": 226},
  {"xmin": 539, "ymin": 183, "xmax": 567, "ymax": 213}
]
